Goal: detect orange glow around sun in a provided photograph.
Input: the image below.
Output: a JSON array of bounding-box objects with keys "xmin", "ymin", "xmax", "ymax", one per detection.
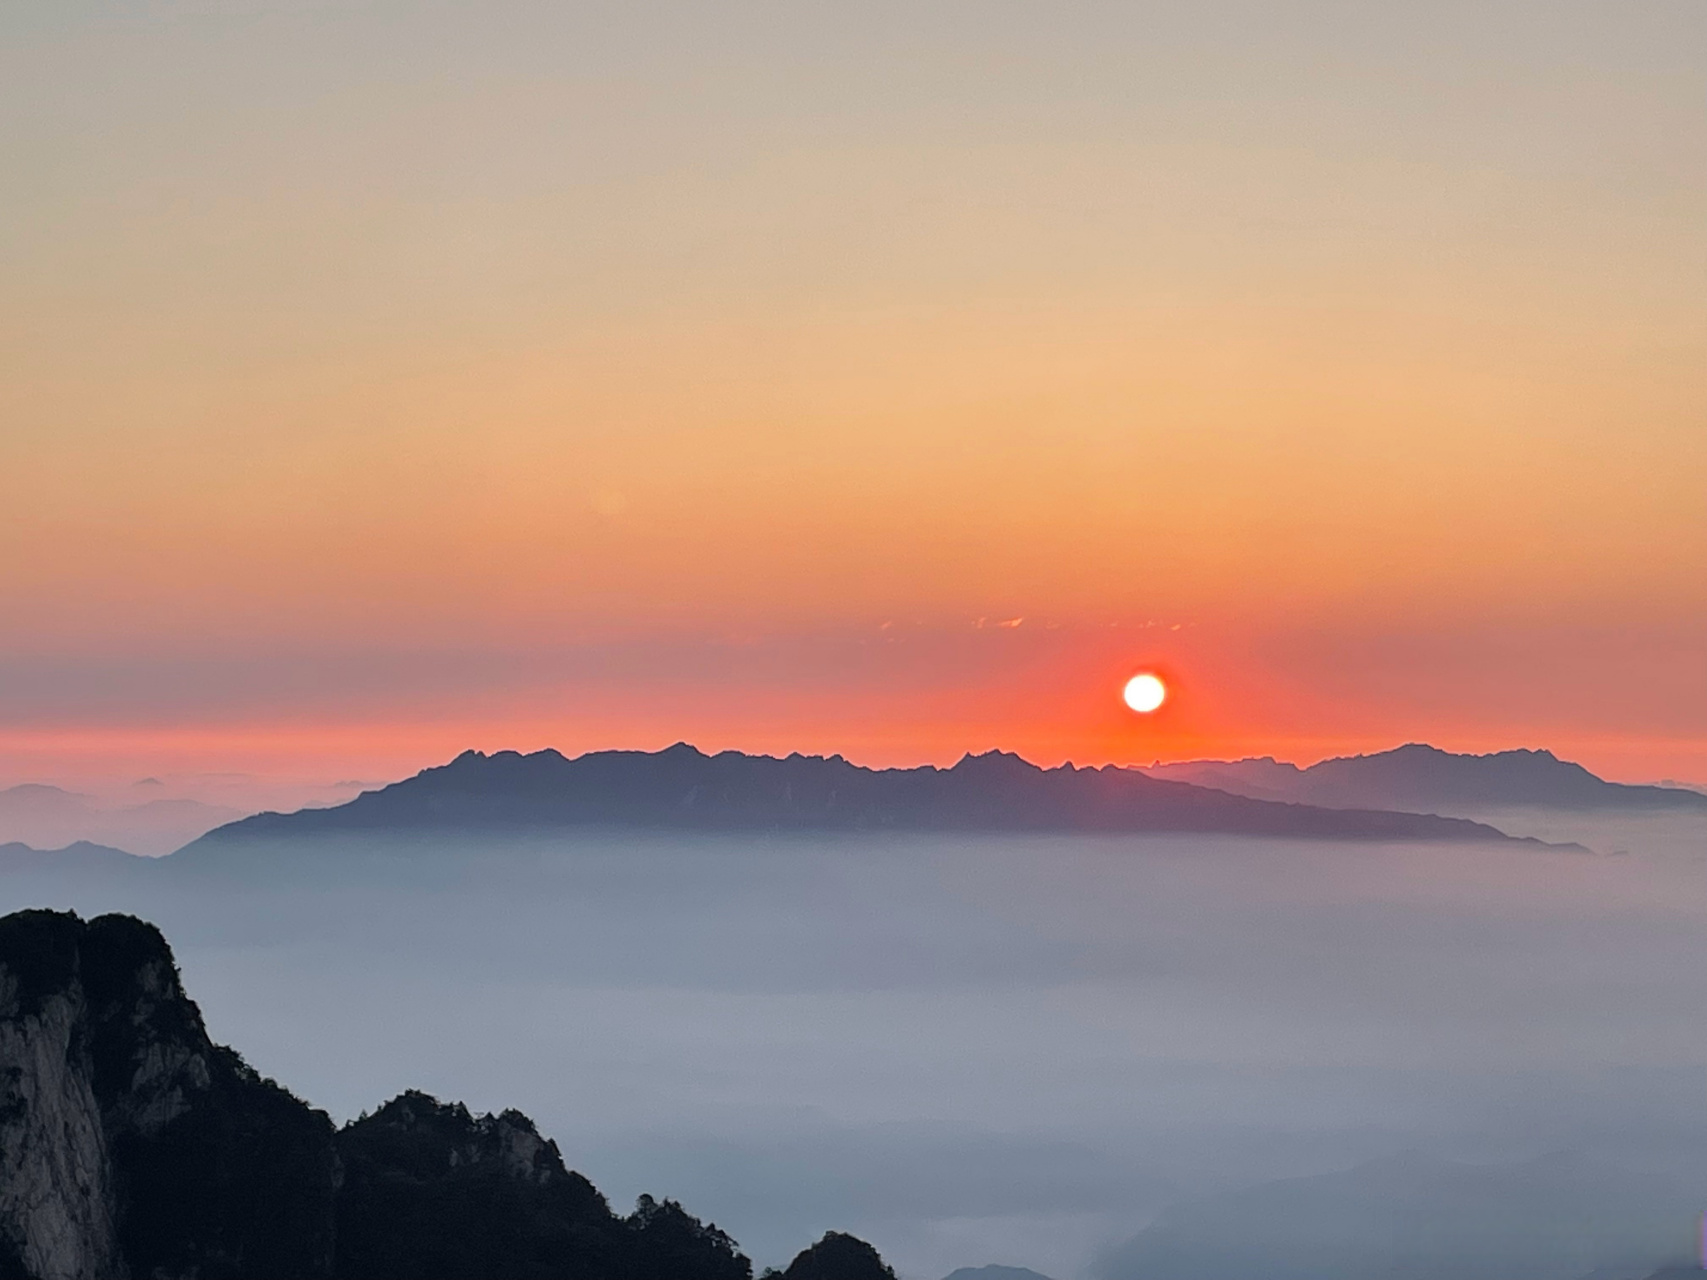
[{"xmin": 0, "ymin": 2, "xmax": 1703, "ymax": 792}]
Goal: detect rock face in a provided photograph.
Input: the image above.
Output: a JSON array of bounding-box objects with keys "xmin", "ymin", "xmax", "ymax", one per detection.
[
  {"xmin": 0, "ymin": 908, "xmax": 820, "ymax": 1280},
  {"xmin": 0, "ymin": 910, "xmax": 338, "ymax": 1280},
  {"xmin": 0, "ymin": 916, "xmax": 123, "ymax": 1280}
]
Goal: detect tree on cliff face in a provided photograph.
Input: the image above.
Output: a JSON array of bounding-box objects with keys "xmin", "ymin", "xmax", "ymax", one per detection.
[
  {"xmin": 335, "ymin": 1091, "xmax": 621, "ymax": 1280},
  {"xmin": 333, "ymin": 1103, "xmax": 755, "ymax": 1280},
  {"xmin": 626, "ymin": 1195, "xmax": 752, "ymax": 1280},
  {"xmin": 772, "ymin": 1232, "xmax": 899, "ymax": 1280}
]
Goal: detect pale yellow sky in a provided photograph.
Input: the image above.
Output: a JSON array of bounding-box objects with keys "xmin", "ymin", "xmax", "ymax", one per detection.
[{"xmin": 2, "ymin": 1, "xmax": 1703, "ymax": 784}]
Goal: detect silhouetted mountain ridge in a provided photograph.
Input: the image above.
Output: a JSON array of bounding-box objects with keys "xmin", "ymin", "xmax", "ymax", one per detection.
[
  {"xmin": 942, "ymin": 1267, "xmax": 1056, "ymax": 1280},
  {"xmin": 183, "ymin": 743, "xmax": 1528, "ymax": 850},
  {"xmin": 1144, "ymin": 744, "xmax": 1707, "ymax": 814}
]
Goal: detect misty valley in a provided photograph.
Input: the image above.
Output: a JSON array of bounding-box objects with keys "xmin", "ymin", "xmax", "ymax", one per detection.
[{"xmin": 2, "ymin": 748, "xmax": 1704, "ymax": 1279}]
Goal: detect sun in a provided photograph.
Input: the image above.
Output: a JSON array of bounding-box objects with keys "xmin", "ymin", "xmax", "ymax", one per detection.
[{"xmin": 1122, "ymin": 673, "xmax": 1167, "ymax": 714}]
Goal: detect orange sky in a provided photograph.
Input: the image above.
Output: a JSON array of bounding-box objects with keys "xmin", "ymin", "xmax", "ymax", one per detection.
[{"xmin": 2, "ymin": 1, "xmax": 1703, "ymax": 794}]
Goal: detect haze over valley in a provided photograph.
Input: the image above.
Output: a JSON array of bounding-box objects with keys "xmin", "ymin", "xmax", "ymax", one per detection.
[{"xmin": 5, "ymin": 744, "xmax": 1704, "ymax": 1278}]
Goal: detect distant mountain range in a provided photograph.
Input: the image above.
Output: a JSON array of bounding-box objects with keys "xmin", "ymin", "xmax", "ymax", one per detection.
[
  {"xmin": 1100, "ymin": 1149, "xmax": 1699, "ymax": 1280},
  {"xmin": 1142, "ymin": 744, "xmax": 1707, "ymax": 814},
  {"xmin": 182, "ymin": 744, "xmax": 1528, "ymax": 850},
  {"xmin": 0, "ymin": 839, "xmax": 141, "ymax": 869},
  {"xmin": 0, "ymin": 784, "xmax": 239, "ymax": 856}
]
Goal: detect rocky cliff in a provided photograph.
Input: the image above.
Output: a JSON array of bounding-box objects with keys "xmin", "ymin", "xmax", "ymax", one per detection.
[
  {"xmin": 0, "ymin": 915, "xmax": 122, "ymax": 1280},
  {"xmin": 0, "ymin": 909, "xmax": 885, "ymax": 1280},
  {"xmin": 0, "ymin": 910, "xmax": 337, "ymax": 1280}
]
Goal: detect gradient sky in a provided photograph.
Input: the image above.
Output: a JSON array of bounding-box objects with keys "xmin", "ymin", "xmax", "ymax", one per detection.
[{"xmin": 3, "ymin": 0, "xmax": 1704, "ymax": 794}]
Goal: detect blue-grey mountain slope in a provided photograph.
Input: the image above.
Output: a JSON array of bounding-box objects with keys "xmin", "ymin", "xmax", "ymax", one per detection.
[
  {"xmin": 0, "ymin": 840, "xmax": 141, "ymax": 869},
  {"xmin": 1144, "ymin": 744, "xmax": 1707, "ymax": 813},
  {"xmin": 1099, "ymin": 1150, "xmax": 1699, "ymax": 1280}
]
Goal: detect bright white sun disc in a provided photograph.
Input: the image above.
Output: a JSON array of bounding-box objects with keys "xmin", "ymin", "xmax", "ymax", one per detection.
[{"xmin": 1123, "ymin": 673, "xmax": 1167, "ymax": 713}]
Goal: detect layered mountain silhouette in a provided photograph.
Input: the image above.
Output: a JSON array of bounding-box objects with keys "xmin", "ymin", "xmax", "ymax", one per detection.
[
  {"xmin": 0, "ymin": 840, "xmax": 140, "ymax": 870},
  {"xmin": 0, "ymin": 908, "xmax": 893, "ymax": 1280},
  {"xmin": 1143, "ymin": 744, "xmax": 1707, "ymax": 814},
  {"xmin": 1099, "ymin": 1149, "xmax": 1699, "ymax": 1280},
  {"xmin": 181, "ymin": 744, "xmax": 1527, "ymax": 851},
  {"xmin": 0, "ymin": 784, "xmax": 238, "ymax": 857}
]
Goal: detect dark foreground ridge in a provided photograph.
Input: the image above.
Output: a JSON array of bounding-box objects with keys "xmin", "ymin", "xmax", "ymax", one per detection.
[
  {"xmin": 183, "ymin": 743, "xmax": 1525, "ymax": 851},
  {"xmin": 0, "ymin": 909, "xmax": 891, "ymax": 1280},
  {"xmin": 1144, "ymin": 743, "xmax": 1707, "ymax": 813}
]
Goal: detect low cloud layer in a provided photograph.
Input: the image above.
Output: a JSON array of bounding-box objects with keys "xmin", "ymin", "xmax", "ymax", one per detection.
[{"xmin": 6, "ymin": 811, "xmax": 1704, "ymax": 1277}]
